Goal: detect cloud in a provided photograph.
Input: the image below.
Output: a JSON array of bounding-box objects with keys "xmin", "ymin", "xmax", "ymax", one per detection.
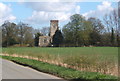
[
  {"xmin": 27, "ymin": 11, "xmax": 71, "ymax": 24},
  {"xmin": 25, "ymin": 2, "xmax": 76, "ymax": 12},
  {"xmin": 25, "ymin": 2, "xmax": 80, "ymax": 25},
  {"xmin": 83, "ymin": 1, "xmax": 113, "ymax": 18},
  {"xmin": 0, "ymin": 3, "xmax": 16, "ymax": 25},
  {"xmin": 75, "ymin": 5, "xmax": 81, "ymax": 14}
]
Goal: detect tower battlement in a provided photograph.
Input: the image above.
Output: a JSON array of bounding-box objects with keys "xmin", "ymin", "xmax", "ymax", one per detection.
[{"xmin": 50, "ymin": 20, "xmax": 58, "ymax": 22}]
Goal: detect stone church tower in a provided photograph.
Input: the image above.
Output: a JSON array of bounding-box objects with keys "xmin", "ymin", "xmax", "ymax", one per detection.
[
  {"xmin": 50, "ymin": 20, "xmax": 59, "ymax": 37},
  {"xmin": 39, "ymin": 20, "xmax": 59, "ymax": 47}
]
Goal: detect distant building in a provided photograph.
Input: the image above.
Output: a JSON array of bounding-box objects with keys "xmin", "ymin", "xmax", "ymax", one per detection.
[{"xmin": 39, "ymin": 20, "xmax": 59, "ymax": 47}]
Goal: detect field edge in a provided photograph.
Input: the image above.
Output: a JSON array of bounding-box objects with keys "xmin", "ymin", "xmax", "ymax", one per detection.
[{"xmin": 0, "ymin": 55, "xmax": 118, "ymax": 81}]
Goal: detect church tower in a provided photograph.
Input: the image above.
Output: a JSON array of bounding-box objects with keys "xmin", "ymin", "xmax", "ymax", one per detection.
[
  {"xmin": 50, "ymin": 20, "xmax": 59, "ymax": 37},
  {"xmin": 39, "ymin": 20, "xmax": 59, "ymax": 47}
]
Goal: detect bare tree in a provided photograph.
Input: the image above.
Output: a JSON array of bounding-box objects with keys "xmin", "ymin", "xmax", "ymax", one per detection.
[
  {"xmin": 17, "ymin": 22, "xmax": 28, "ymax": 46},
  {"xmin": 24, "ymin": 27, "xmax": 34, "ymax": 46},
  {"xmin": 17, "ymin": 22, "xmax": 34, "ymax": 46},
  {"xmin": 103, "ymin": 14, "xmax": 111, "ymax": 33},
  {"xmin": 103, "ymin": 9, "xmax": 118, "ymax": 33},
  {"xmin": 2, "ymin": 21, "xmax": 17, "ymax": 47},
  {"xmin": 40, "ymin": 27, "xmax": 50, "ymax": 36},
  {"xmin": 103, "ymin": 9, "xmax": 118, "ymax": 46}
]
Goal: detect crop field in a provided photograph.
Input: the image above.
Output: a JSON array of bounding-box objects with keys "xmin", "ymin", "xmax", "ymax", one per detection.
[{"xmin": 2, "ymin": 47, "xmax": 118, "ymax": 76}]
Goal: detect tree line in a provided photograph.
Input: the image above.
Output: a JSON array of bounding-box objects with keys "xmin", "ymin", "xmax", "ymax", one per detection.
[
  {"xmin": 1, "ymin": 9, "xmax": 120, "ymax": 47},
  {"xmin": 2, "ymin": 21, "xmax": 35, "ymax": 47},
  {"xmin": 55, "ymin": 9, "xmax": 119, "ymax": 47}
]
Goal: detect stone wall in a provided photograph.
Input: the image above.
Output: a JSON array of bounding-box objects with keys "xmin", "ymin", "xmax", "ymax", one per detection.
[{"xmin": 39, "ymin": 36, "xmax": 51, "ymax": 47}]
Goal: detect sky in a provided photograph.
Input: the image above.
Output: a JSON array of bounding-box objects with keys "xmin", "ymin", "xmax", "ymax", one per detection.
[{"xmin": 0, "ymin": 1, "xmax": 117, "ymax": 29}]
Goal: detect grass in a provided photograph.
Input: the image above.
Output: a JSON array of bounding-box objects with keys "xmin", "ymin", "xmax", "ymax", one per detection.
[
  {"xmin": 2, "ymin": 47, "xmax": 118, "ymax": 56},
  {"xmin": 1, "ymin": 56, "xmax": 118, "ymax": 81},
  {"xmin": 2, "ymin": 47, "xmax": 118, "ymax": 76}
]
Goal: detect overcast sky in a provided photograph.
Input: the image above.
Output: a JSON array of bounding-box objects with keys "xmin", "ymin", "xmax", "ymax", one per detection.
[{"xmin": 0, "ymin": 1, "xmax": 117, "ymax": 29}]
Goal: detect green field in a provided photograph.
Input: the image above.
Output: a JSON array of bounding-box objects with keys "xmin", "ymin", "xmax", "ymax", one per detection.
[
  {"xmin": 2, "ymin": 47, "xmax": 118, "ymax": 76},
  {"xmin": 2, "ymin": 47, "xmax": 118, "ymax": 55}
]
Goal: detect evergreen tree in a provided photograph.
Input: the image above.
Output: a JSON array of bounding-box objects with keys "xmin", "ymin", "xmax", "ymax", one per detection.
[
  {"xmin": 116, "ymin": 34, "xmax": 120, "ymax": 46},
  {"xmin": 52, "ymin": 29, "xmax": 63, "ymax": 47},
  {"xmin": 34, "ymin": 33, "xmax": 43, "ymax": 46},
  {"xmin": 111, "ymin": 28, "xmax": 115, "ymax": 46}
]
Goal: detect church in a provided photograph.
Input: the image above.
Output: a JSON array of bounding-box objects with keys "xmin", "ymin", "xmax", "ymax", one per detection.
[{"xmin": 39, "ymin": 20, "xmax": 59, "ymax": 47}]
